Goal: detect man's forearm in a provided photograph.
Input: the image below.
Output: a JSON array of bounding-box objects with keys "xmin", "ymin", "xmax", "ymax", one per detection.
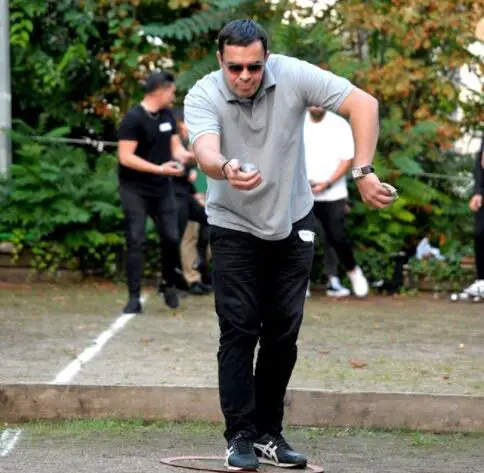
[
  {"xmin": 340, "ymin": 90, "xmax": 379, "ymax": 168},
  {"xmin": 194, "ymin": 145, "xmax": 227, "ymax": 180},
  {"xmin": 328, "ymin": 160, "xmax": 352, "ymax": 184},
  {"xmin": 119, "ymin": 153, "xmax": 161, "ymax": 174},
  {"xmin": 350, "ymin": 101, "xmax": 379, "ymax": 167},
  {"xmin": 172, "ymin": 146, "xmax": 186, "ymax": 162}
]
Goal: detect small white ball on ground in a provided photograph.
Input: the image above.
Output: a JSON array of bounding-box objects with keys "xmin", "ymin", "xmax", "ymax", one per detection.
[{"xmin": 450, "ymin": 293, "xmax": 458, "ymax": 301}]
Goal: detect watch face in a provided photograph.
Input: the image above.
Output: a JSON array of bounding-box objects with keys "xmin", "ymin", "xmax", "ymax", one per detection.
[{"xmin": 353, "ymin": 166, "xmax": 373, "ymax": 179}]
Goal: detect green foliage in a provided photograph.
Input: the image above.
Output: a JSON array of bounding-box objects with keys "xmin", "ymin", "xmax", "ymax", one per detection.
[
  {"xmin": 0, "ymin": 124, "xmax": 124, "ymax": 277},
  {"xmin": 407, "ymin": 256, "xmax": 474, "ymax": 292},
  {"xmin": 143, "ymin": 0, "xmax": 256, "ymax": 41}
]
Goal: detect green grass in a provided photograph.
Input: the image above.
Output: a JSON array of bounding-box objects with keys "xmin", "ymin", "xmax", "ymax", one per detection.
[
  {"xmin": 18, "ymin": 419, "xmax": 222, "ymax": 438},
  {"xmin": 12, "ymin": 419, "xmax": 484, "ymax": 449}
]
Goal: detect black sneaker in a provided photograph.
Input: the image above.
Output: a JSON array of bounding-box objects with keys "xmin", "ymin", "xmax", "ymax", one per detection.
[
  {"xmin": 123, "ymin": 298, "xmax": 142, "ymax": 314},
  {"xmin": 187, "ymin": 281, "xmax": 211, "ymax": 295},
  {"xmin": 163, "ymin": 286, "xmax": 180, "ymax": 309},
  {"xmin": 254, "ymin": 433, "xmax": 307, "ymax": 468},
  {"xmin": 225, "ymin": 432, "xmax": 259, "ymax": 471}
]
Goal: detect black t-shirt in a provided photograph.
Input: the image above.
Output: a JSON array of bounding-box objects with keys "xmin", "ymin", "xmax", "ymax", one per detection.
[{"xmin": 117, "ymin": 105, "xmax": 177, "ymax": 196}]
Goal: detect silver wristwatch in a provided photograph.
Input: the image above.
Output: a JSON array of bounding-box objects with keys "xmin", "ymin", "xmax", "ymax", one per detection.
[{"xmin": 352, "ymin": 165, "xmax": 375, "ymax": 180}]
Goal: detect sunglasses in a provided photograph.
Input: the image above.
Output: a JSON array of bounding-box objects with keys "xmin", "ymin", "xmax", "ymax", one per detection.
[{"xmin": 224, "ymin": 62, "xmax": 264, "ymax": 74}]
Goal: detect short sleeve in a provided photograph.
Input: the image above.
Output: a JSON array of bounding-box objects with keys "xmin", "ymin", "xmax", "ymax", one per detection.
[
  {"xmin": 118, "ymin": 111, "xmax": 143, "ymax": 141},
  {"xmin": 165, "ymin": 109, "xmax": 178, "ymax": 137},
  {"xmin": 293, "ymin": 58, "xmax": 355, "ymax": 113},
  {"xmin": 184, "ymin": 84, "xmax": 221, "ymax": 144}
]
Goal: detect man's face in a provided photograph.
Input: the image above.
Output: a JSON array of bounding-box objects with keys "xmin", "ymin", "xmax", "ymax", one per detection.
[
  {"xmin": 153, "ymin": 83, "xmax": 176, "ymax": 109},
  {"xmin": 308, "ymin": 106, "xmax": 325, "ymax": 120},
  {"xmin": 217, "ymin": 41, "xmax": 267, "ymax": 98}
]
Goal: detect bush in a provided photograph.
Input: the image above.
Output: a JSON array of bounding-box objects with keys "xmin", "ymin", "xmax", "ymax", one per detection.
[{"xmin": 0, "ymin": 135, "xmax": 125, "ymax": 277}]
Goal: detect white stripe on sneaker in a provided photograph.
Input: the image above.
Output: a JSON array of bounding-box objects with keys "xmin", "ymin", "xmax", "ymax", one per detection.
[{"xmin": 255, "ymin": 441, "xmax": 279, "ymax": 464}]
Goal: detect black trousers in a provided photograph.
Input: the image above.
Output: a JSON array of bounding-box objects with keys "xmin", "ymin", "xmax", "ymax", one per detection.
[
  {"xmin": 210, "ymin": 212, "xmax": 315, "ymax": 441},
  {"xmin": 119, "ymin": 183, "xmax": 182, "ymax": 297},
  {"xmin": 313, "ymin": 217, "xmax": 338, "ymax": 278},
  {"xmin": 312, "ymin": 199, "xmax": 356, "ymax": 272},
  {"xmin": 475, "ymin": 205, "xmax": 484, "ymax": 279},
  {"xmin": 175, "ymin": 191, "xmax": 209, "ymax": 268}
]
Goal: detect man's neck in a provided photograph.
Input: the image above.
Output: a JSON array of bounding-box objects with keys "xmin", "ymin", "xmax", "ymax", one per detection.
[{"xmin": 141, "ymin": 99, "xmax": 160, "ymax": 113}]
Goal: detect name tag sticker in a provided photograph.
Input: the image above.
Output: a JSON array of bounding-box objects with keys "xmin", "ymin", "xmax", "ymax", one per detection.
[{"xmin": 159, "ymin": 122, "xmax": 173, "ymax": 132}]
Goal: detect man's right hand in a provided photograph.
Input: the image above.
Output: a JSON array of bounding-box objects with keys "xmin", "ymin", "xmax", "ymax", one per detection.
[
  {"xmin": 223, "ymin": 159, "xmax": 262, "ymax": 191},
  {"xmin": 469, "ymin": 194, "xmax": 482, "ymax": 212},
  {"xmin": 159, "ymin": 161, "xmax": 184, "ymax": 177}
]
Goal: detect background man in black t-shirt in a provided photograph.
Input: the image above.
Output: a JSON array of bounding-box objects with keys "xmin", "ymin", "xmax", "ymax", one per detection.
[{"xmin": 117, "ymin": 71, "xmax": 194, "ymax": 313}]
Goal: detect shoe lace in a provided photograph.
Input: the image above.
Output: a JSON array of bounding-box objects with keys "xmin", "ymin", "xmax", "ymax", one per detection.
[
  {"xmin": 272, "ymin": 434, "xmax": 293, "ymax": 451},
  {"xmin": 232, "ymin": 435, "xmax": 253, "ymax": 455}
]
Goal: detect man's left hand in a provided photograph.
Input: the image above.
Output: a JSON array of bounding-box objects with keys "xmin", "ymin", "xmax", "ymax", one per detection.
[
  {"xmin": 310, "ymin": 181, "xmax": 330, "ymax": 194},
  {"xmin": 175, "ymin": 149, "xmax": 196, "ymax": 165},
  {"xmin": 356, "ymin": 173, "xmax": 394, "ymax": 209}
]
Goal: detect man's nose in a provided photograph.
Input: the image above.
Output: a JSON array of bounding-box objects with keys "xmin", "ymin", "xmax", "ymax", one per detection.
[{"xmin": 239, "ymin": 68, "xmax": 251, "ymax": 81}]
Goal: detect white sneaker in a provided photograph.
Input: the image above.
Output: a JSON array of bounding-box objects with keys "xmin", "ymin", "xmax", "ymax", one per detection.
[
  {"xmin": 348, "ymin": 266, "xmax": 369, "ymax": 298},
  {"xmin": 326, "ymin": 276, "xmax": 350, "ymax": 298},
  {"xmin": 463, "ymin": 279, "xmax": 484, "ymax": 297}
]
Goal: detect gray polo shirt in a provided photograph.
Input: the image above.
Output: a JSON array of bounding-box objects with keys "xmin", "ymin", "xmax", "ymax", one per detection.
[{"xmin": 184, "ymin": 54, "xmax": 354, "ymax": 240}]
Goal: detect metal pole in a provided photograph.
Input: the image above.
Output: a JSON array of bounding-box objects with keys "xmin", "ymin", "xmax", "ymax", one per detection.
[{"xmin": 0, "ymin": 0, "xmax": 11, "ymax": 174}]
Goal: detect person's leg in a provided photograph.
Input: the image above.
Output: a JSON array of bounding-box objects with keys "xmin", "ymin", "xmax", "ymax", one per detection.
[
  {"xmin": 465, "ymin": 206, "xmax": 484, "ymax": 296},
  {"xmin": 306, "ymin": 214, "xmax": 324, "ymax": 298},
  {"xmin": 323, "ymin": 233, "xmax": 338, "ymax": 279},
  {"xmin": 187, "ymin": 195, "xmax": 211, "ymax": 285},
  {"xmin": 149, "ymin": 194, "xmax": 184, "ymax": 308},
  {"xmin": 321, "ymin": 230, "xmax": 350, "ymax": 297},
  {"xmin": 210, "ymin": 225, "xmax": 263, "ymax": 442},
  {"xmin": 119, "ymin": 184, "xmax": 148, "ymax": 313},
  {"xmin": 198, "ymin": 223, "xmax": 213, "ymax": 285},
  {"xmin": 314, "ymin": 200, "xmax": 368, "ymax": 297},
  {"xmin": 176, "ymin": 193, "xmax": 190, "ymax": 250},
  {"xmin": 253, "ymin": 212, "xmax": 314, "ymax": 467},
  {"xmin": 475, "ymin": 205, "xmax": 484, "ymax": 280},
  {"xmin": 181, "ymin": 222, "xmax": 202, "ymax": 285},
  {"xmin": 313, "ymin": 200, "xmax": 356, "ymax": 270}
]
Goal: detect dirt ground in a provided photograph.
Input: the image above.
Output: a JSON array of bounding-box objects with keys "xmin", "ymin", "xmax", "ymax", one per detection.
[
  {"xmin": 1, "ymin": 281, "xmax": 483, "ymax": 394},
  {"xmin": 2, "ymin": 420, "xmax": 484, "ymax": 473}
]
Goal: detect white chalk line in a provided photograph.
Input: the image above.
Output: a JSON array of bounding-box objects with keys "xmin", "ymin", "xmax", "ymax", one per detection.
[
  {"xmin": 0, "ymin": 428, "xmax": 22, "ymax": 457},
  {"xmin": 1, "ymin": 295, "xmax": 148, "ymax": 457}
]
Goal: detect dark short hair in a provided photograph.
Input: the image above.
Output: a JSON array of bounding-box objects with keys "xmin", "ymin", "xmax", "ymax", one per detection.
[
  {"xmin": 218, "ymin": 19, "xmax": 268, "ymax": 56},
  {"xmin": 142, "ymin": 71, "xmax": 175, "ymax": 94}
]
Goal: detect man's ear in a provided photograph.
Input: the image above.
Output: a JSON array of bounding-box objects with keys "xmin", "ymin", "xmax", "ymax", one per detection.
[
  {"xmin": 216, "ymin": 51, "xmax": 223, "ymax": 68},
  {"xmin": 265, "ymin": 50, "xmax": 270, "ymax": 61}
]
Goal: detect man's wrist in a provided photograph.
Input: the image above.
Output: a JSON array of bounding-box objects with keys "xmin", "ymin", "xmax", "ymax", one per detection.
[
  {"xmin": 352, "ymin": 165, "xmax": 375, "ymax": 180},
  {"xmin": 220, "ymin": 159, "xmax": 232, "ymax": 180}
]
